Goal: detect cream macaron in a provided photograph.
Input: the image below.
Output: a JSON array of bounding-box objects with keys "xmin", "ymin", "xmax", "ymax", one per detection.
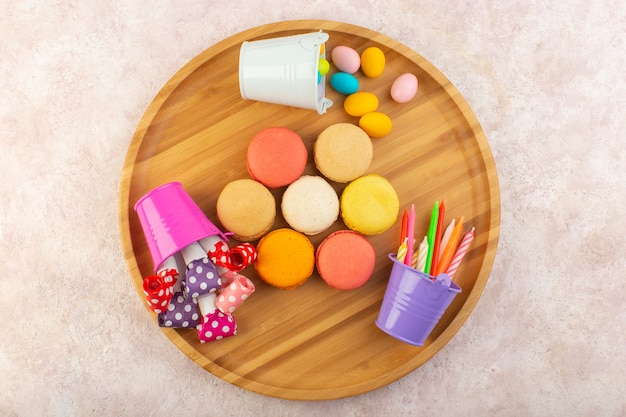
[{"xmin": 281, "ymin": 175, "xmax": 339, "ymax": 235}]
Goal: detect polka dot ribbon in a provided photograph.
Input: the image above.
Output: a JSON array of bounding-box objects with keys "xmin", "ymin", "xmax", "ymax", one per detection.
[
  {"xmin": 141, "ymin": 258, "xmax": 254, "ymax": 341},
  {"xmin": 182, "ymin": 257, "xmax": 222, "ymax": 300},
  {"xmin": 197, "ymin": 310, "xmax": 238, "ymax": 343},
  {"xmin": 158, "ymin": 291, "xmax": 201, "ymax": 328},
  {"xmin": 219, "ymin": 270, "xmax": 240, "ymax": 287},
  {"xmin": 216, "ymin": 274, "xmax": 255, "ymax": 314},
  {"xmin": 142, "ymin": 269, "xmax": 178, "ymax": 314},
  {"xmin": 208, "ymin": 241, "xmax": 257, "ymax": 272}
]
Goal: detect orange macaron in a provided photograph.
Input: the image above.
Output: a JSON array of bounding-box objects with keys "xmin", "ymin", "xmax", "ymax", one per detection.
[
  {"xmin": 316, "ymin": 230, "xmax": 376, "ymax": 290},
  {"xmin": 254, "ymin": 228, "xmax": 315, "ymax": 290},
  {"xmin": 246, "ymin": 126, "xmax": 308, "ymax": 188}
]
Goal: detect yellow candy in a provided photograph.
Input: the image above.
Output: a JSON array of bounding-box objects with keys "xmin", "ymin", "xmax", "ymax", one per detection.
[
  {"xmin": 359, "ymin": 112, "xmax": 392, "ymax": 138},
  {"xmin": 318, "ymin": 58, "xmax": 330, "ymax": 76},
  {"xmin": 360, "ymin": 47, "xmax": 385, "ymax": 78},
  {"xmin": 343, "ymin": 92, "xmax": 379, "ymax": 117}
]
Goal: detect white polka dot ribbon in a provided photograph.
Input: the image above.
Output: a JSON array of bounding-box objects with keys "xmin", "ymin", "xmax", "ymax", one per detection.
[
  {"xmin": 208, "ymin": 241, "xmax": 258, "ymax": 272},
  {"xmin": 181, "ymin": 257, "xmax": 222, "ymax": 300},
  {"xmin": 142, "ymin": 269, "xmax": 178, "ymax": 314},
  {"xmin": 216, "ymin": 275, "xmax": 255, "ymax": 314},
  {"xmin": 157, "ymin": 291, "xmax": 201, "ymax": 328},
  {"xmin": 196, "ymin": 310, "xmax": 238, "ymax": 343}
]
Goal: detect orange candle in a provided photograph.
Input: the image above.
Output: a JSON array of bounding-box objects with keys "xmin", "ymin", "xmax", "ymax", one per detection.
[{"xmin": 435, "ymin": 216, "xmax": 464, "ymax": 276}]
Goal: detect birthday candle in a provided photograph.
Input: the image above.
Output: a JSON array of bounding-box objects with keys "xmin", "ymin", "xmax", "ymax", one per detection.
[
  {"xmin": 446, "ymin": 227, "xmax": 475, "ymax": 279},
  {"xmin": 439, "ymin": 218, "xmax": 456, "ymax": 256},
  {"xmin": 424, "ymin": 201, "xmax": 439, "ymax": 275},
  {"xmin": 416, "ymin": 236, "xmax": 428, "ymax": 272},
  {"xmin": 400, "ymin": 208, "xmax": 408, "ymax": 245},
  {"xmin": 396, "ymin": 237, "xmax": 408, "ymax": 263},
  {"xmin": 435, "ymin": 216, "xmax": 464, "ymax": 276},
  {"xmin": 430, "ymin": 199, "xmax": 445, "ymax": 275},
  {"xmin": 404, "ymin": 204, "xmax": 416, "ymax": 266},
  {"xmin": 410, "ymin": 247, "xmax": 419, "ymax": 268}
]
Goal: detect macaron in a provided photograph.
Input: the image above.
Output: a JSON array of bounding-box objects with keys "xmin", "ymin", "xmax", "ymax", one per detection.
[
  {"xmin": 216, "ymin": 179, "xmax": 276, "ymax": 241},
  {"xmin": 316, "ymin": 230, "xmax": 376, "ymax": 290},
  {"xmin": 247, "ymin": 126, "xmax": 308, "ymax": 188},
  {"xmin": 281, "ymin": 175, "xmax": 339, "ymax": 235},
  {"xmin": 340, "ymin": 174, "xmax": 399, "ymax": 235},
  {"xmin": 314, "ymin": 123, "xmax": 373, "ymax": 183},
  {"xmin": 254, "ymin": 228, "xmax": 315, "ymax": 290}
]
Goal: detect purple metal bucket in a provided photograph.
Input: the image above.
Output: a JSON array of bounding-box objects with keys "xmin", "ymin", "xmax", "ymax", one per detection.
[{"xmin": 376, "ymin": 253, "xmax": 462, "ymax": 346}]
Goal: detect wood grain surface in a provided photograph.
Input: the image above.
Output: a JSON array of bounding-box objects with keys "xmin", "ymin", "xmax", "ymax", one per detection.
[{"xmin": 118, "ymin": 20, "xmax": 500, "ymax": 400}]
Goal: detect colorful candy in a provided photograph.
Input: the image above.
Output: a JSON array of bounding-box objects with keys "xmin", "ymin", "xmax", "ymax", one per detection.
[
  {"xmin": 327, "ymin": 44, "xmax": 418, "ymax": 139},
  {"xmin": 318, "ymin": 58, "xmax": 330, "ymax": 76},
  {"xmin": 359, "ymin": 112, "xmax": 393, "ymax": 138},
  {"xmin": 331, "ymin": 45, "xmax": 361, "ymax": 74},
  {"xmin": 343, "ymin": 92, "xmax": 379, "ymax": 117},
  {"xmin": 330, "ymin": 72, "xmax": 359, "ymax": 95},
  {"xmin": 360, "ymin": 47, "xmax": 385, "ymax": 78},
  {"xmin": 391, "ymin": 73, "xmax": 418, "ymax": 103}
]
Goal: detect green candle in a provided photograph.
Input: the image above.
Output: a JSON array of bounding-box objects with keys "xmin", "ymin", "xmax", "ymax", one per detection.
[{"xmin": 424, "ymin": 200, "xmax": 439, "ymax": 275}]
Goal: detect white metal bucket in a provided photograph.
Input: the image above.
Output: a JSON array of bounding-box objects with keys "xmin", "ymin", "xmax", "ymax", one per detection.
[{"xmin": 239, "ymin": 31, "xmax": 333, "ymax": 114}]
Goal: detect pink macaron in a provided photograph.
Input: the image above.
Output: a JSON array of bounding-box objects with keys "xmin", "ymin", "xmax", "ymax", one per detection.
[
  {"xmin": 246, "ymin": 127, "xmax": 308, "ymax": 188},
  {"xmin": 316, "ymin": 230, "xmax": 376, "ymax": 290}
]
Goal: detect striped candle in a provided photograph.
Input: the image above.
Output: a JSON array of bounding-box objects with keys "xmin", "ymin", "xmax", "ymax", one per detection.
[
  {"xmin": 396, "ymin": 238, "xmax": 408, "ymax": 263},
  {"xmin": 410, "ymin": 247, "xmax": 419, "ymax": 268},
  {"xmin": 445, "ymin": 227, "xmax": 475, "ymax": 279},
  {"xmin": 415, "ymin": 236, "xmax": 429, "ymax": 272}
]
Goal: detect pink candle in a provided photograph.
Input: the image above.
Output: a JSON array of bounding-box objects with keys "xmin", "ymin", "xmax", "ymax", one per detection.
[{"xmin": 445, "ymin": 227, "xmax": 475, "ymax": 279}]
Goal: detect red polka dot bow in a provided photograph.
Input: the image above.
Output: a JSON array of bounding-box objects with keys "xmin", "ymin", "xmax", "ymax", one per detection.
[
  {"xmin": 208, "ymin": 241, "xmax": 257, "ymax": 272},
  {"xmin": 142, "ymin": 269, "xmax": 178, "ymax": 314}
]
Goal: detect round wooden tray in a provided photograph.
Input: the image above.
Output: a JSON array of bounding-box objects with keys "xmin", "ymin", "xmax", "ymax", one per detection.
[{"xmin": 119, "ymin": 20, "xmax": 500, "ymax": 400}]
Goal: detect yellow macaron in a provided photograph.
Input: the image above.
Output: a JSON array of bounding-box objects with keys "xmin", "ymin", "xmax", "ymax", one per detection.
[{"xmin": 340, "ymin": 174, "xmax": 399, "ymax": 235}]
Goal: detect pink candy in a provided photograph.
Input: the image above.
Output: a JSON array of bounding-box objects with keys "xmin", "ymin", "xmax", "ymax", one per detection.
[{"xmin": 331, "ymin": 45, "xmax": 361, "ymax": 74}]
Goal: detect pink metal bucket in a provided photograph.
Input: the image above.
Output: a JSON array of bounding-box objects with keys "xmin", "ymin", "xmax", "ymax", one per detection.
[{"xmin": 134, "ymin": 182, "xmax": 229, "ymax": 272}]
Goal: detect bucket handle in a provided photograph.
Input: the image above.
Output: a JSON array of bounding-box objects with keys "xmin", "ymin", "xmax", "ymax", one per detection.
[
  {"xmin": 423, "ymin": 273, "xmax": 453, "ymax": 301},
  {"xmin": 299, "ymin": 30, "xmax": 329, "ymax": 51},
  {"xmin": 434, "ymin": 273, "xmax": 452, "ymax": 288},
  {"xmin": 318, "ymin": 97, "xmax": 333, "ymax": 114}
]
